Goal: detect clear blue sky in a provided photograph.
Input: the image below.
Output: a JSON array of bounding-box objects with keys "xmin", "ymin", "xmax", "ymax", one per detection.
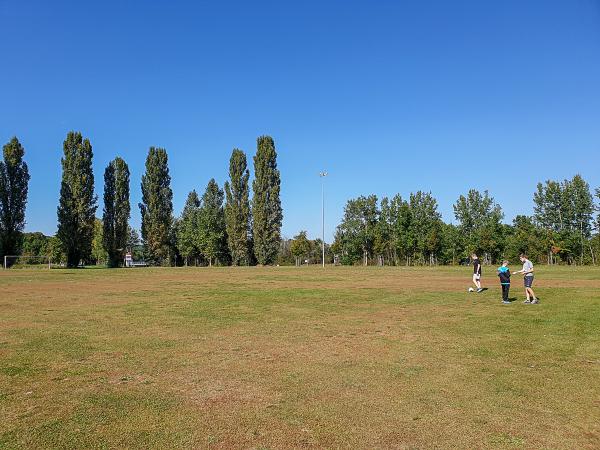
[{"xmin": 1, "ymin": 0, "xmax": 599, "ymax": 241}]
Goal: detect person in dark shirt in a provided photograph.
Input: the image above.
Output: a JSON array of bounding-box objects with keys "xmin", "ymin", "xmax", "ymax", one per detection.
[
  {"xmin": 471, "ymin": 253, "xmax": 483, "ymax": 293},
  {"xmin": 497, "ymin": 260, "xmax": 511, "ymax": 304}
]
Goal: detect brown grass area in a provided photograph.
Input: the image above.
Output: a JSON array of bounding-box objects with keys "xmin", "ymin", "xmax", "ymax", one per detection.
[{"xmin": 1, "ymin": 266, "xmax": 599, "ymax": 449}]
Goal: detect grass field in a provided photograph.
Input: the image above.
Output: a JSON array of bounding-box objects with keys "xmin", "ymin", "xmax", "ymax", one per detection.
[{"xmin": 1, "ymin": 265, "xmax": 599, "ymax": 449}]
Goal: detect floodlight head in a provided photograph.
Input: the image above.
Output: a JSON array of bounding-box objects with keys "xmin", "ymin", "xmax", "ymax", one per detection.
[{"xmin": 319, "ymin": 171, "xmax": 328, "ymax": 177}]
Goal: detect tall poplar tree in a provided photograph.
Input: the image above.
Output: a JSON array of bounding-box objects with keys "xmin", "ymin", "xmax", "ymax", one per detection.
[
  {"xmin": 57, "ymin": 132, "xmax": 97, "ymax": 267},
  {"xmin": 0, "ymin": 137, "xmax": 30, "ymax": 261},
  {"xmin": 139, "ymin": 147, "xmax": 173, "ymax": 265},
  {"xmin": 176, "ymin": 190, "xmax": 201, "ymax": 266},
  {"xmin": 102, "ymin": 157, "xmax": 130, "ymax": 267},
  {"xmin": 199, "ymin": 179, "xmax": 227, "ymax": 266},
  {"xmin": 251, "ymin": 136, "xmax": 283, "ymax": 265},
  {"xmin": 224, "ymin": 149, "xmax": 251, "ymax": 265}
]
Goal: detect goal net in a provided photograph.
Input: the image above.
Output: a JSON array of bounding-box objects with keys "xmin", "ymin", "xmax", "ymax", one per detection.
[{"xmin": 3, "ymin": 255, "xmax": 54, "ymax": 269}]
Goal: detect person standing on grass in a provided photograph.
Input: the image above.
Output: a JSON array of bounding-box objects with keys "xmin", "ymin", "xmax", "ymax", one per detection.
[
  {"xmin": 513, "ymin": 254, "xmax": 539, "ymax": 304},
  {"xmin": 497, "ymin": 260, "xmax": 511, "ymax": 304},
  {"xmin": 472, "ymin": 253, "xmax": 484, "ymax": 293}
]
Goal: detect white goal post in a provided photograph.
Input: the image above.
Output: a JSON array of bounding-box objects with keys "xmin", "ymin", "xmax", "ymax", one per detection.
[{"xmin": 3, "ymin": 255, "xmax": 53, "ymax": 269}]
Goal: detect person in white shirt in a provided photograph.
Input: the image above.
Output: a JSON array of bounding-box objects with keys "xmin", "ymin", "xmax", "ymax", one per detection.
[{"xmin": 513, "ymin": 254, "xmax": 538, "ymax": 304}]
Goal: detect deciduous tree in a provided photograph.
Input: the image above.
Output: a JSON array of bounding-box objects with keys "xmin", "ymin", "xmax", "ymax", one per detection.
[
  {"xmin": 139, "ymin": 147, "xmax": 173, "ymax": 265},
  {"xmin": 92, "ymin": 218, "xmax": 107, "ymax": 265},
  {"xmin": 199, "ymin": 179, "xmax": 227, "ymax": 266},
  {"xmin": 0, "ymin": 137, "xmax": 30, "ymax": 260},
  {"xmin": 334, "ymin": 195, "xmax": 379, "ymax": 265},
  {"xmin": 252, "ymin": 136, "xmax": 283, "ymax": 265},
  {"xmin": 102, "ymin": 157, "xmax": 130, "ymax": 267},
  {"xmin": 410, "ymin": 191, "xmax": 442, "ymax": 265},
  {"xmin": 57, "ymin": 132, "xmax": 98, "ymax": 267},
  {"xmin": 290, "ymin": 230, "xmax": 311, "ymax": 266},
  {"xmin": 224, "ymin": 149, "xmax": 251, "ymax": 265},
  {"xmin": 453, "ymin": 189, "xmax": 503, "ymax": 263},
  {"xmin": 534, "ymin": 176, "xmax": 594, "ymax": 264},
  {"xmin": 176, "ymin": 190, "xmax": 201, "ymax": 266}
]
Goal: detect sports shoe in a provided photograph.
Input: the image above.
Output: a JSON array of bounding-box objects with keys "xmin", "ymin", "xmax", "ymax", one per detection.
[
  {"xmin": 477, "ymin": 288, "xmax": 484, "ymax": 293},
  {"xmin": 502, "ymin": 301, "xmax": 510, "ymax": 304},
  {"xmin": 523, "ymin": 299, "xmax": 531, "ymax": 304},
  {"xmin": 531, "ymin": 299, "xmax": 539, "ymax": 304}
]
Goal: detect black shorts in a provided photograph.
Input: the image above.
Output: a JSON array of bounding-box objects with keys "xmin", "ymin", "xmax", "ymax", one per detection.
[{"xmin": 524, "ymin": 276, "xmax": 534, "ymax": 288}]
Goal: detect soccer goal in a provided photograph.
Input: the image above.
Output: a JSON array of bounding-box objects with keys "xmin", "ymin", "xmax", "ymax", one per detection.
[{"xmin": 3, "ymin": 255, "xmax": 53, "ymax": 269}]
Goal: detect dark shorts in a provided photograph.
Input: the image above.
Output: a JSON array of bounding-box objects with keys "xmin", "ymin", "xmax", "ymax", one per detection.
[{"xmin": 524, "ymin": 276, "xmax": 534, "ymax": 288}]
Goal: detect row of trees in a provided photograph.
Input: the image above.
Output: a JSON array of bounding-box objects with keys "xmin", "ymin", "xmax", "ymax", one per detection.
[
  {"xmin": 136, "ymin": 137, "xmax": 283, "ymax": 267},
  {"xmin": 533, "ymin": 176, "xmax": 597, "ymax": 265},
  {"xmin": 330, "ymin": 175, "xmax": 600, "ymax": 266},
  {"xmin": 54, "ymin": 132, "xmax": 134, "ymax": 268},
  {"xmin": 2, "ymin": 133, "xmax": 599, "ymax": 268},
  {"xmin": 16, "ymin": 132, "xmax": 282, "ymax": 268}
]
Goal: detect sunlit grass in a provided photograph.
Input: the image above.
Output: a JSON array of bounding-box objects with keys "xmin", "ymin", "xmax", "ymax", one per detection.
[{"xmin": 1, "ymin": 266, "xmax": 599, "ymax": 448}]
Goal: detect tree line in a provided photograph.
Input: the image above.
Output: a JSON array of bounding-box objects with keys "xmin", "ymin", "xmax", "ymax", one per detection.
[
  {"xmin": 0, "ymin": 133, "xmax": 282, "ymax": 268},
  {"xmin": 2, "ymin": 134, "xmax": 600, "ymax": 268},
  {"xmin": 329, "ymin": 175, "xmax": 600, "ymax": 266}
]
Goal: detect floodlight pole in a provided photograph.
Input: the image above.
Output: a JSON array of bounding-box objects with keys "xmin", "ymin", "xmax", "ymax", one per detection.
[{"xmin": 319, "ymin": 171, "xmax": 328, "ymax": 268}]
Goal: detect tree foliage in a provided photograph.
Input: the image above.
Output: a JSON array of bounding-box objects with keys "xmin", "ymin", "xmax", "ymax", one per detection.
[
  {"xmin": 334, "ymin": 192, "xmax": 444, "ymax": 266},
  {"xmin": 410, "ymin": 191, "xmax": 443, "ymax": 265},
  {"xmin": 47, "ymin": 236, "xmax": 65, "ymax": 265},
  {"xmin": 21, "ymin": 232, "xmax": 48, "ymax": 259},
  {"xmin": 224, "ymin": 149, "xmax": 251, "ymax": 265},
  {"xmin": 453, "ymin": 189, "xmax": 504, "ymax": 263},
  {"xmin": 0, "ymin": 137, "xmax": 30, "ymax": 259},
  {"xmin": 92, "ymin": 218, "xmax": 107, "ymax": 265},
  {"xmin": 534, "ymin": 175, "xmax": 595, "ymax": 264},
  {"xmin": 176, "ymin": 190, "xmax": 201, "ymax": 265},
  {"xmin": 252, "ymin": 136, "xmax": 283, "ymax": 265},
  {"xmin": 102, "ymin": 157, "xmax": 130, "ymax": 267},
  {"xmin": 334, "ymin": 195, "xmax": 379, "ymax": 265},
  {"xmin": 139, "ymin": 147, "xmax": 173, "ymax": 265},
  {"xmin": 504, "ymin": 215, "xmax": 546, "ymax": 263},
  {"xmin": 57, "ymin": 132, "xmax": 98, "ymax": 267},
  {"xmin": 388, "ymin": 195, "xmax": 414, "ymax": 265},
  {"xmin": 290, "ymin": 230, "xmax": 311, "ymax": 265},
  {"xmin": 331, "ymin": 174, "xmax": 600, "ymax": 266},
  {"xmin": 199, "ymin": 179, "xmax": 227, "ymax": 266}
]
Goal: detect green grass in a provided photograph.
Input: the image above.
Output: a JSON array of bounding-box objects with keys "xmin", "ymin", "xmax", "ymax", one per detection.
[{"xmin": 1, "ymin": 265, "xmax": 599, "ymax": 448}]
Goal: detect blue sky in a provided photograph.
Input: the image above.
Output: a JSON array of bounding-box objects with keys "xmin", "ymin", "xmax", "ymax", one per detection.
[{"xmin": 1, "ymin": 0, "xmax": 599, "ymax": 241}]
